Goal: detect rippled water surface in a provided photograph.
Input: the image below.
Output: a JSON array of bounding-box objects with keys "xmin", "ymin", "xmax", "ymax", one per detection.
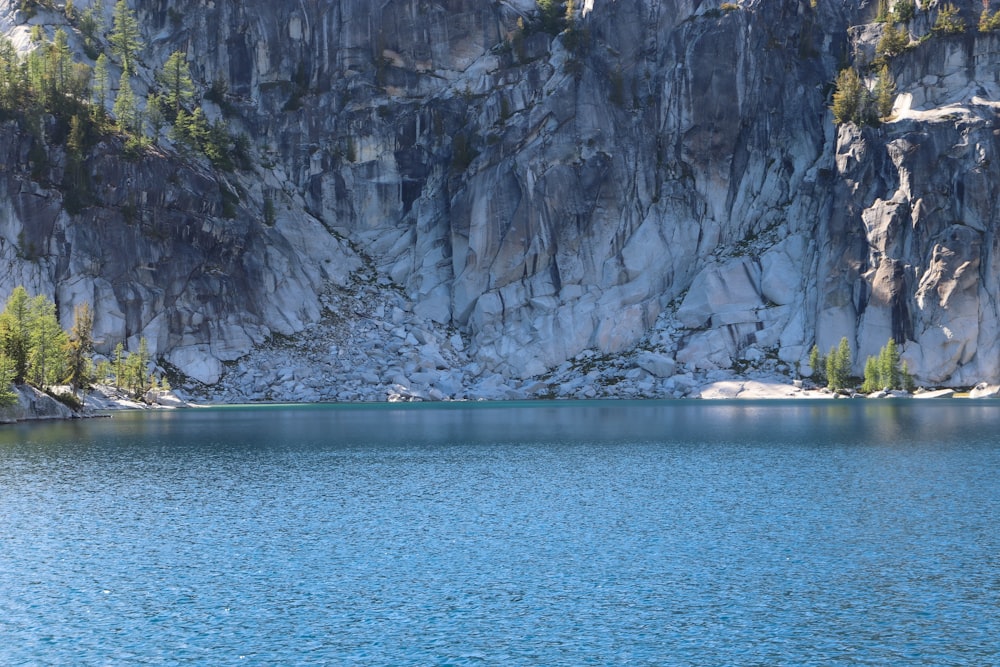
[{"xmin": 2, "ymin": 400, "xmax": 999, "ymax": 665}]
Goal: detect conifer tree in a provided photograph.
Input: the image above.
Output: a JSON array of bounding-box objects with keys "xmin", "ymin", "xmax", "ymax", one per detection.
[
  {"xmin": 109, "ymin": 0, "xmax": 142, "ymax": 75},
  {"xmin": 875, "ymin": 64, "xmax": 897, "ymax": 118},
  {"xmin": 876, "ymin": 22, "xmax": 909, "ymax": 59},
  {"xmin": 861, "ymin": 338, "xmax": 912, "ymax": 393},
  {"xmin": 0, "ymin": 352, "xmax": 17, "ymax": 406},
  {"xmin": 831, "ymin": 68, "xmax": 866, "ymax": 125},
  {"xmin": 825, "ymin": 337, "xmax": 852, "ymax": 392},
  {"xmin": 27, "ymin": 294, "xmax": 69, "ymax": 387},
  {"xmin": 0, "ymin": 286, "xmax": 32, "ymax": 384},
  {"xmin": 113, "ymin": 75, "xmax": 140, "ymax": 135},
  {"xmin": 808, "ymin": 344, "xmax": 826, "ymax": 385},
  {"xmin": 92, "ymin": 53, "xmax": 110, "ymax": 119},
  {"xmin": 156, "ymin": 50, "xmax": 195, "ymax": 121},
  {"xmin": 66, "ymin": 302, "xmax": 94, "ymax": 393},
  {"xmin": 112, "ymin": 341, "xmax": 125, "ymax": 390},
  {"xmin": 538, "ymin": 0, "xmax": 565, "ymax": 33},
  {"xmin": 933, "ymin": 3, "xmax": 965, "ymax": 33}
]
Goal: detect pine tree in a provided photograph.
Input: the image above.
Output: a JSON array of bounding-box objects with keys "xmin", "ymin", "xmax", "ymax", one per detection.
[
  {"xmin": 892, "ymin": 0, "xmax": 916, "ymax": 23},
  {"xmin": 0, "ymin": 286, "xmax": 32, "ymax": 384},
  {"xmin": 861, "ymin": 338, "xmax": 911, "ymax": 393},
  {"xmin": 112, "ymin": 341, "xmax": 125, "ymax": 390},
  {"xmin": 861, "ymin": 355, "xmax": 881, "ymax": 393},
  {"xmin": 109, "ymin": 0, "xmax": 142, "ymax": 75},
  {"xmin": 113, "ymin": 75, "xmax": 140, "ymax": 135},
  {"xmin": 0, "ymin": 352, "xmax": 17, "ymax": 406},
  {"xmin": 831, "ymin": 68, "xmax": 866, "ymax": 125},
  {"xmin": 156, "ymin": 50, "xmax": 195, "ymax": 121},
  {"xmin": 538, "ymin": 0, "xmax": 565, "ymax": 33},
  {"xmin": 66, "ymin": 302, "xmax": 94, "ymax": 393},
  {"xmin": 876, "ymin": 22, "xmax": 909, "ymax": 59},
  {"xmin": 933, "ymin": 3, "xmax": 966, "ymax": 33},
  {"xmin": 878, "ymin": 338, "xmax": 901, "ymax": 390},
  {"xmin": 825, "ymin": 337, "xmax": 852, "ymax": 392},
  {"xmin": 122, "ymin": 337, "xmax": 151, "ymax": 397},
  {"xmin": 92, "ymin": 53, "xmax": 110, "ymax": 120},
  {"xmin": 808, "ymin": 344, "xmax": 826, "ymax": 385},
  {"xmin": 27, "ymin": 294, "xmax": 69, "ymax": 388},
  {"xmin": 875, "ymin": 64, "xmax": 897, "ymax": 118}
]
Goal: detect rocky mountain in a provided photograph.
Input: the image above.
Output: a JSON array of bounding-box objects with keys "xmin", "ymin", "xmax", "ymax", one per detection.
[{"xmin": 0, "ymin": 0, "xmax": 998, "ymax": 400}]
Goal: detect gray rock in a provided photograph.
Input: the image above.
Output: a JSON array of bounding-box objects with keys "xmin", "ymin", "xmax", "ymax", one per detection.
[{"xmin": 636, "ymin": 352, "xmax": 676, "ymax": 379}]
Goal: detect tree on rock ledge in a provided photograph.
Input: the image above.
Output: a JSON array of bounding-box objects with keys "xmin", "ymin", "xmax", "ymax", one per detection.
[{"xmin": 831, "ymin": 68, "xmax": 867, "ymax": 125}]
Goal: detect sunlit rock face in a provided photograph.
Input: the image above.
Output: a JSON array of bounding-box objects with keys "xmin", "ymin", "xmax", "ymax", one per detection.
[{"xmin": 0, "ymin": 0, "xmax": 999, "ymax": 389}]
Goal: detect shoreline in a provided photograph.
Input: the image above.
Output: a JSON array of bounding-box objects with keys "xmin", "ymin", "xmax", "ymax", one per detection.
[{"xmin": 4, "ymin": 377, "xmax": 997, "ymax": 425}]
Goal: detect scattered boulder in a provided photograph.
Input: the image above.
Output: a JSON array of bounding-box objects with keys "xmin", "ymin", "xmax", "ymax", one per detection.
[
  {"xmin": 969, "ymin": 383, "xmax": 1000, "ymax": 399},
  {"xmin": 635, "ymin": 352, "xmax": 676, "ymax": 378}
]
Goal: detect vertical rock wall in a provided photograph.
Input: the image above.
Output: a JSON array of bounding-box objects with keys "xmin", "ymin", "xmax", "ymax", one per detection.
[{"xmin": 1, "ymin": 0, "xmax": 999, "ymax": 388}]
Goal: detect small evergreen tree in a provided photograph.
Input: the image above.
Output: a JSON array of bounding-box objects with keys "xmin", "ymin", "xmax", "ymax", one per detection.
[
  {"xmin": 122, "ymin": 337, "xmax": 151, "ymax": 397},
  {"xmin": 831, "ymin": 67, "xmax": 867, "ymax": 125},
  {"xmin": 875, "ymin": 64, "xmax": 897, "ymax": 119},
  {"xmin": 980, "ymin": 7, "xmax": 1000, "ymax": 31},
  {"xmin": 861, "ymin": 355, "xmax": 881, "ymax": 393},
  {"xmin": 861, "ymin": 338, "xmax": 912, "ymax": 393},
  {"xmin": 112, "ymin": 341, "xmax": 125, "ymax": 390},
  {"xmin": 0, "ymin": 286, "xmax": 32, "ymax": 384},
  {"xmin": 27, "ymin": 294, "xmax": 69, "ymax": 388},
  {"xmin": 0, "ymin": 352, "xmax": 17, "ymax": 406},
  {"xmin": 808, "ymin": 344, "xmax": 827, "ymax": 385},
  {"xmin": 876, "ymin": 0, "xmax": 890, "ymax": 22},
  {"xmin": 933, "ymin": 3, "xmax": 966, "ymax": 33},
  {"xmin": 155, "ymin": 50, "xmax": 195, "ymax": 121},
  {"xmin": 92, "ymin": 53, "xmax": 110, "ymax": 120},
  {"xmin": 113, "ymin": 75, "xmax": 139, "ymax": 134},
  {"xmin": 110, "ymin": 0, "xmax": 143, "ymax": 75},
  {"xmin": 825, "ymin": 337, "xmax": 852, "ymax": 392},
  {"xmin": 891, "ymin": 0, "xmax": 916, "ymax": 23},
  {"xmin": 876, "ymin": 22, "xmax": 909, "ymax": 59},
  {"xmin": 537, "ymin": 0, "xmax": 565, "ymax": 34},
  {"xmin": 66, "ymin": 302, "xmax": 94, "ymax": 393}
]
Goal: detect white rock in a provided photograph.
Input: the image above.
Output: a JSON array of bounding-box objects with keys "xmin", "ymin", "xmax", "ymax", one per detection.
[
  {"xmin": 167, "ymin": 345, "xmax": 223, "ymax": 385},
  {"xmin": 969, "ymin": 383, "xmax": 1000, "ymax": 399}
]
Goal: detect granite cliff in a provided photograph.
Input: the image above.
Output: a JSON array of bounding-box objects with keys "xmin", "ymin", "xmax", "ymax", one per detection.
[{"xmin": 1, "ymin": 0, "xmax": 998, "ymax": 400}]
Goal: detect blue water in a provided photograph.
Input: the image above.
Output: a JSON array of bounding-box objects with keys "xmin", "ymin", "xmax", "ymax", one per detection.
[{"xmin": 1, "ymin": 400, "xmax": 998, "ymax": 665}]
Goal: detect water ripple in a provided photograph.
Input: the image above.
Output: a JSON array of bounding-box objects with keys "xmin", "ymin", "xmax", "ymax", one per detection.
[{"xmin": 1, "ymin": 401, "xmax": 999, "ymax": 665}]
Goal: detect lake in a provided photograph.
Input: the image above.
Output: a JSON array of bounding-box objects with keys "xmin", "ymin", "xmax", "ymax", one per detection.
[{"xmin": 1, "ymin": 400, "xmax": 998, "ymax": 665}]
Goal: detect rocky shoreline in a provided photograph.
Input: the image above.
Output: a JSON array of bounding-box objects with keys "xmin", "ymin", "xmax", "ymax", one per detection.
[{"xmin": 4, "ymin": 374, "xmax": 997, "ymax": 425}]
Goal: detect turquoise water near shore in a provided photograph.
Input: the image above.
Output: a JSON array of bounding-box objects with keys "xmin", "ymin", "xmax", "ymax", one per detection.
[{"xmin": 1, "ymin": 400, "xmax": 998, "ymax": 665}]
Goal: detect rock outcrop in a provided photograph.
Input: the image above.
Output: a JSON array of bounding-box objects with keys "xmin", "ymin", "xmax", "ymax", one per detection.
[
  {"xmin": 0, "ymin": 385, "xmax": 76, "ymax": 422},
  {"xmin": 0, "ymin": 0, "xmax": 998, "ymax": 398}
]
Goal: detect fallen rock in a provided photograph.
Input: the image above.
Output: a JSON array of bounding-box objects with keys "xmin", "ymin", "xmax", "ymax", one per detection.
[
  {"xmin": 969, "ymin": 383, "xmax": 1000, "ymax": 399},
  {"xmin": 912, "ymin": 388, "xmax": 955, "ymax": 399},
  {"xmin": 636, "ymin": 351, "xmax": 676, "ymax": 378}
]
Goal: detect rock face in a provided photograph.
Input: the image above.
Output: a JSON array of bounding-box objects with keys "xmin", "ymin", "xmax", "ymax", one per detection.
[{"xmin": 0, "ymin": 0, "xmax": 999, "ymax": 396}]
